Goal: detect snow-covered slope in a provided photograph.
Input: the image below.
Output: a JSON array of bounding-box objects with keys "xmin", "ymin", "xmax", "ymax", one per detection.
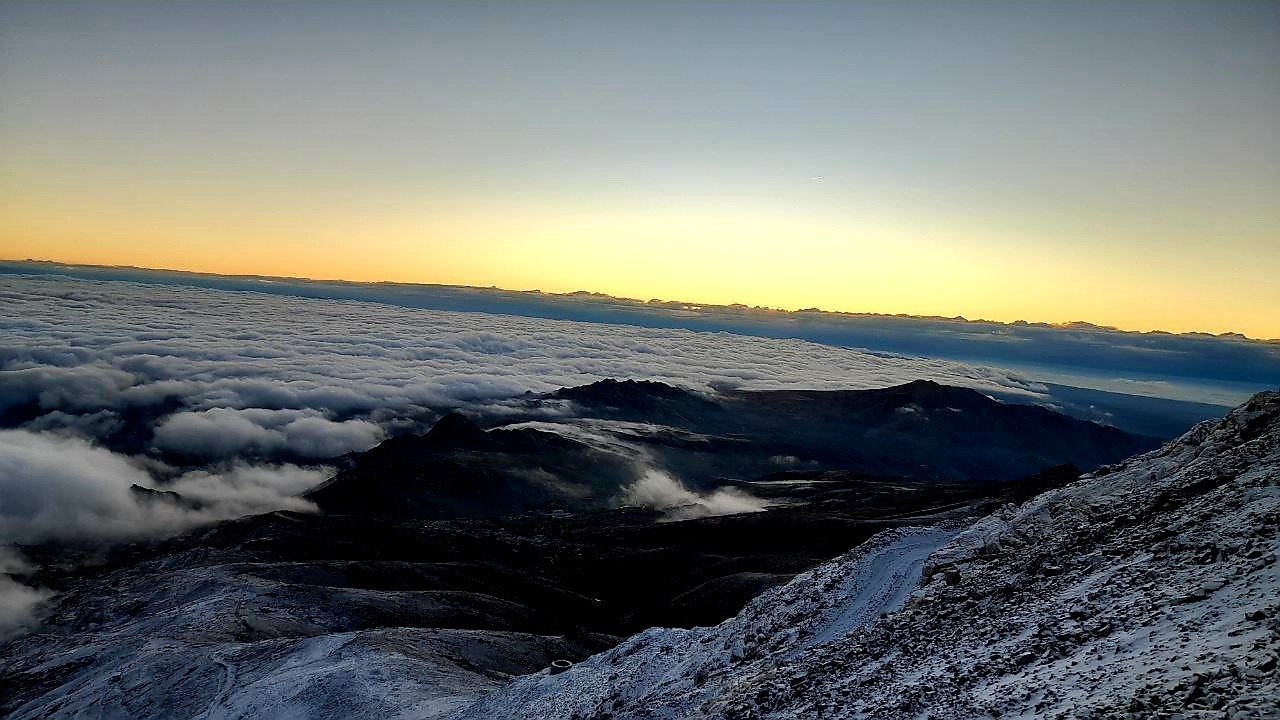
[
  {"xmin": 457, "ymin": 391, "xmax": 1280, "ymax": 719},
  {"xmin": 453, "ymin": 527, "xmax": 959, "ymax": 720},
  {"xmin": 5, "ymin": 394, "xmax": 1274, "ymax": 719},
  {"xmin": 0, "ymin": 555, "xmax": 586, "ymax": 720}
]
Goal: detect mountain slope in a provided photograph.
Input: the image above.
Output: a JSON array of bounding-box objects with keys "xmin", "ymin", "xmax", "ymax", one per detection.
[
  {"xmin": 0, "ymin": 470, "xmax": 1066, "ymax": 719},
  {"xmin": 0, "ymin": 383, "xmax": 1209, "ymax": 719},
  {"xmin": 309, "ymin": 380, "xmax": 1155, "ymax": 520},
  {"xmin": 456, "ymin": 391, "xmax": 1280, "ymax": 719},
  {"xmin": 305, "ymin": 412, "xmax": 641, "ymax": 518},
  {"xmin": 546, "ymin": 378, "xmax": 1155, "ymax": 481}
]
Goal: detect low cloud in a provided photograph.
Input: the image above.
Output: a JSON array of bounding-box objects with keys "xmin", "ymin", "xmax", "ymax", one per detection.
[
  {"xmin": 153, "ymin": 408, "xmax": 383, "ymax": 459},
  {"xmin": 0, "ymin": 429, "xmax": 327, "ymax": 633},
  {"xmin": 0, "ymin": 364, "xmax": 137, "ymax": 412},
  {"xmin": 624, "ymin": 468, "xmax": 769, "ymax": 521},
  {"xmin": 166, "ymin": 464, "xmax": 322, "ymax": 516},
  {"xmin": 0, "ymin": 548, "xmax": 48, "ymax": 638},
  {"xmin": 0, "ymin": 429, "xmax": 171, "ymax": 543},
  {"xmin": 0, "ymin": 429, "xmax": 324, "ymax": 544}
]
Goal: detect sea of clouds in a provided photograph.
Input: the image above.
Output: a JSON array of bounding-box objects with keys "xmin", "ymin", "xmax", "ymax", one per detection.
[
  {"xmin": 0, "ymin": 271, "xmax": 1046, "ymax": 455},
  {"xmin": 0, "ymin": 271, "xmax": 1046, "ymax": 631}
]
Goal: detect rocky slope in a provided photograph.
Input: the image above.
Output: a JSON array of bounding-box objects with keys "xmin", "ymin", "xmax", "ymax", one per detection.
[
  {"xmin": 0, "ymin": 385, "xmax": 1250, "ymax": 719},
  {"xmin": 547, "ymin": 379, "xmax": 1156, "ymax": 482},
  {"xmin": 0, "ymin": 467, "xmax": 1059, "ymax": 719},
  {"xmin": 455, "ymin": 391, "xmax": 1280, "ymax": 719}
]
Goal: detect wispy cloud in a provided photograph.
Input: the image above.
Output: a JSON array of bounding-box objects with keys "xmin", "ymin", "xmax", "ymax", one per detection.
[
  {"xmin": 0, "ymin": 430, "xmax": 322, "ymax": 546},
  {"xmin": 0, "ymin": 547, "xmax": 48, "ymax": 638},
  {"xmin": 624, "ymin": 468, "xmax": 769, "ymax": 521},
  {"xmin": 0, "ymin": 429, "xmax": 325, "ymax": 632}
]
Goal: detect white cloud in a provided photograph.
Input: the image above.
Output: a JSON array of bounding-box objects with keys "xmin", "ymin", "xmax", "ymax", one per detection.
[
  {"xmin": 152, "ymin": 408, "xmax": 384, "ymax": 459},
  {"xmin": 0, "ymin": 429, "xmax": 164, "ymax": 543},
  {"xmin": 153, "ymin": 408, "xmax": 281, "ymax": 457},
  {"xmin": 0, "ymin": 548, "xmax": 48, "ymax": 638},
  {"xmin": 624, "ymin": 468, "xmax": 769, "ymax": 521},
  {"xmin": 0, "ymin": 364, "xmax": 137, "ymax": 412},
  {"xmin": 278, "ymin": 415, "xmax": 385, "ymax": 458},
  {"xmin": 0, "ymin": 429, "xmax": 324, "ymax": 545},
  {"xmin": 0, "ymin": 274, "xmax": 1047, "ymax": 456},
  {"xmin": 0, "ymin": 429, "xmax": 327, "ymax": 632},
  {"xmin": 166, "ymin": 464, "xmax": 323, "ymax": 517}
]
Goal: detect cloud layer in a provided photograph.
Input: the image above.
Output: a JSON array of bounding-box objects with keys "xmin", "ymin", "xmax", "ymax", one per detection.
[
  {"xmin": 0, "ymin": 271, "xmax": 1056, "ymax": 630},
  {"xmin": 152, "ymin": 408, "xmax": 383, "ymax": 459},
  {"xmin": 0, "ymin": 429, "xmax": 325, "ymax": 632},
  {"xmin": 0, "ymin": 272, "xmax": 1045, "ymax": 455},
  {"xmin": 0, "ymin": 271, "xmax": 1060, "ymax": 630},
  {"xmin": 0, "ymin": 430, "xmax": 322, "ymax": 546},
  {"xmin": 8, "ymin": 261, "xmax": 1277, "ymax": 406}
]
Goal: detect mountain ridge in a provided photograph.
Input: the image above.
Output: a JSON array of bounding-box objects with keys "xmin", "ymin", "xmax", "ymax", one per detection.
[
  {"xmin": 7, "ymin": 259, "xmax": 1277, "ymax": 342},
  {"xmin": 306, "ymin": 378, "xmax": 1155, "ymax": 519}
]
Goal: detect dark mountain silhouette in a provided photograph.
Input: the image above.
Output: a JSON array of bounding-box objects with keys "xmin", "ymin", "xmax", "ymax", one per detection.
[
  {"xmin": 305, "ymin": 413, "xmax": 639, "ymax": 518},
  {"xmin": 309, "ymin": 379, "xmax": 1156, "ymax": 520}
]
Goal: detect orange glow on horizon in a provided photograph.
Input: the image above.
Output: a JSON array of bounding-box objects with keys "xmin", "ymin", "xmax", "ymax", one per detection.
[
  {"xmin": 3, "ymin": 210, "xmax": 1277, "ymax": 341},
  {"xmin": 2, "ymin": 1, "xmax": 1277, "ymax": 341}
]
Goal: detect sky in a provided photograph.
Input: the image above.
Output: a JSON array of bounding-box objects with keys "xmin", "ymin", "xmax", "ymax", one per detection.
[{"xmin": 1, "ymin": 1, "xmax": 1278, "ymax": 337}]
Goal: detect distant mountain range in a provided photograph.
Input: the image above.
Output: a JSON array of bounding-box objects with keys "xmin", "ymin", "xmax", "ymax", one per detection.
[
  {"xmin": 308, "ymin": 379, "xmax": 1153, "ymax": 519},
  {"xmin": 5, "ymin": 261, "xmax": 1277, "ymax": 409},
  {"xmin": 6, "ymin": 258, "xmax": 1276, "ymax": 342}
]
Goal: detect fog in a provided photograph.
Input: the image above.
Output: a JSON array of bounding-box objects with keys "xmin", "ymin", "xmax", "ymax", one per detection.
[{"xmin": 624, "ymin": 469, "xmax": 769, "ymax": 521}]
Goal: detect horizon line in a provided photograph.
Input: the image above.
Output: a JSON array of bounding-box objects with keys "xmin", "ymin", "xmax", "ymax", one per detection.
[{"xmin": 4, "ymin": 256, "xmax": 1276, "ymax": 344}]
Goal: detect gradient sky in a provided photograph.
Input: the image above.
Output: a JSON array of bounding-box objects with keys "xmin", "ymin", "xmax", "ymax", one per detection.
[{"xmin": 2, "ymin": 1, "xmax": 1278, "ymax": 337}]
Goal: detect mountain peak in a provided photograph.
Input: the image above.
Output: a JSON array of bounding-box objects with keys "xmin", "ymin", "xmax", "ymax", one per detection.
[
  {"xmin": 422, "ymin": 411, "xmax": 488, "ymax": 447},
  {"xmin": 1177, "ymin": 389, "xmax": 1280, "ymax": 450},
  {"xmin": 551, "ymin": 378, "xmax": 693, "ymax": 401},
  {"xmin": 858, "ymin": 378, "xmax": 990, "ymax": 409}
]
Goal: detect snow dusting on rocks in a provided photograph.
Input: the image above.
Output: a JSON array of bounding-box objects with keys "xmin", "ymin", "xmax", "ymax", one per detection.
[
  {"xmin": 458, "ymin": 391, "xmax": 1280, "ymax": 719},
  {"xmin": 452, "ymin": 527, "xmax": 960, "ymax": 720}
]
